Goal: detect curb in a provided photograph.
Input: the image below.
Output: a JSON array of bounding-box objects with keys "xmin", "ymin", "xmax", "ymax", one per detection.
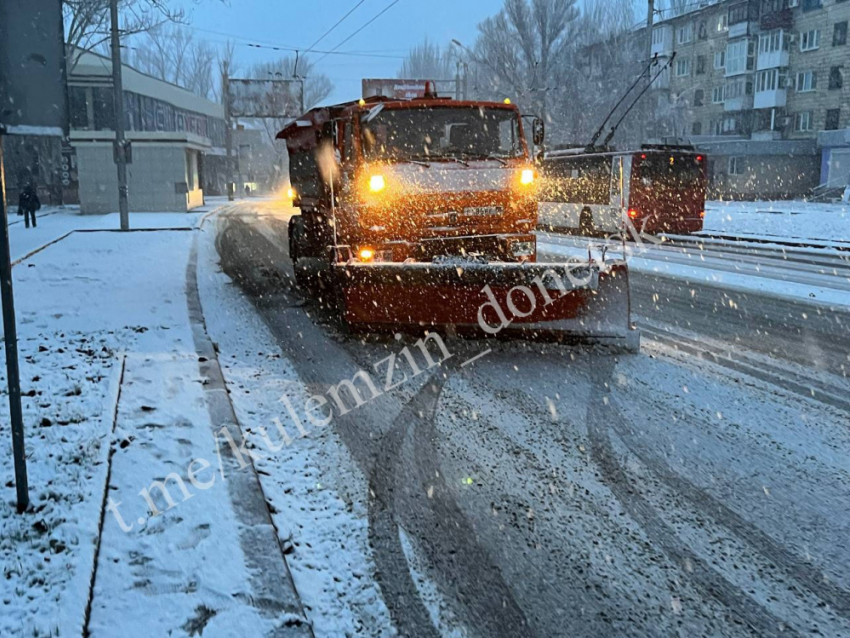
[
  {"xmin": 82, "ymin": 353, "xmax": 127, "ymax": 637},
  {"xmin": 185, "ymin": 232, "xmax": 314, "ymax": 636}
]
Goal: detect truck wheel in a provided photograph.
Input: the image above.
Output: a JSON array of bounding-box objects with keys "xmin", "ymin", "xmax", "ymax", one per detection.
[
  {"xmin": 579, "ymin": 209, "xmax": 595, "ymax": 236},
  {"xmin": 288, "ymin": 215, "xmax": 303, "ymax": 263}
]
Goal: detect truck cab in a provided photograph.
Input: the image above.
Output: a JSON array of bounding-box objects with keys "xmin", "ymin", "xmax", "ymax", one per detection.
[{"xmin": 282, "ymin": 93, "xmax": 541, "ymax": 265}]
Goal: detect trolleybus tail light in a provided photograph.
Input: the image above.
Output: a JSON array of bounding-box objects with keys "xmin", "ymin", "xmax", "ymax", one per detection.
[
  {"xmin": 628, "ymin": 208, "xmax": 639, "ymax": 219},
  {"xmin": 699, "ymin": 211, "xmax": 705, "ymax": 218}
]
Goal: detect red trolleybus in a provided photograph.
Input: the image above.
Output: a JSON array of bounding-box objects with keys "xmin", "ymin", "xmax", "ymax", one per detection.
[{"xmin": 538, "ymin": 144, "xmax": 708, "ymax": 236}]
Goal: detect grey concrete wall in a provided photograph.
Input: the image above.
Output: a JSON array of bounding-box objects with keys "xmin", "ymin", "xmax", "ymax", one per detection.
[
  {"xmin": 709, "ymin": 153, "xmax": 820, "ymax": 199},
  {"xmin": 75, "ymin": 143, "xmax": 203, "ymax": 213}
]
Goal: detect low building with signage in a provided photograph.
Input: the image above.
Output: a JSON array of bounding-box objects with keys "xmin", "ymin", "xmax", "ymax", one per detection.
[{"xmin": 68, "ymin": 47, "xmax": 226, "ymax": 213}]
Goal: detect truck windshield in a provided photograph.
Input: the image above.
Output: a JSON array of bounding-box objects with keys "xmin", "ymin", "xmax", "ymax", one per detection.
[{"xmin": 360, "ymin": 106, "xmax": 523, "ymax": 162}]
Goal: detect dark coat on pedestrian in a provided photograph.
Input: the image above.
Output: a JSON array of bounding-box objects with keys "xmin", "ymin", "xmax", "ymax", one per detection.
[{"xmin": 18, "ymin": 185, "xmax": 41, "ymax": 215}]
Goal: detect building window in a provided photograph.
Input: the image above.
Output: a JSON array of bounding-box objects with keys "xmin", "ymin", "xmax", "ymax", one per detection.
[
  {"xmin": 759, "ymin": 29, "xmax": 787, "ymax": 54},
  {"xmin": 725, "ymin": 39, "xmax": 752, "ymax": 75},
  {"xmin": 692, "ymin": 121, "xmax": 702, "ymax": 135},
  {"xmin": 722, "ymin": 116, "xmax": 740, "ymax": 133},
  {"xmin": 802, "ymin": 0, "xmax": 822, "ymax": 11},
  {"xmin": 652, "ymin": 28, "xmax": 664, "ymax": 45},
  {"xmin": 714, "ymin": 51, "xmax": 726, "ymax": 69},
  {"xmin": 698, "ymin": 21, "xmax": 708, "ymax": 40},
  {"xmin": 69, "ymin": 86, "xmax": 90, "ymax": 130},
  {"xmin": 696, "ymin": 55, "xmax": 706, "ymax": 74},
  {"xmin": 678, "ymin": 23, "xmax": 693, "ymax": 44},
  {"xmin": 795, "ymin": 111, "xmax": 813, "ymax": 132},
  {"xmin": 834, "ymin": 22, "xmax": 848, "ymax": 47},
  {"xmin": 728, "ymin": 4, "xmax": 748, "ymax": 25},
  {"xmin": 728, "ymin": 156, "xmax": 745, "ymax": 175},
  {"xmin": 712, "ymin": 86, "xmax": 725, "ymax": 103},
  {"xmin": 718, "ymin": 14, "xmax": 728, "ymax": 32},
  {"xmin": 800, "ymin": 29, "xmax": 820, "ymax": 51},
  {"xmin": 724, "ymin": 77, "xmax": 751, "ymax": 100},
  {"xmin": 694, "ymin": 88, "xmax": 705, "ymax": 106},
  {"xmin": 825, "ymin": 109, "xmax": 840, "ymax": 131},
  {"xmin": 92, "ymin": 87, "xmax": 115, "ymax": 131},
  {"xmin": 756, "ymin": 69, "xmax": 780, "ymax": 92},
  {"xmin": 829, "ymin": 66, "xmax": 843, "ymax": 90},
  {"xmin": 676, "ymin": 58, "xmax": 691, "ymax": 77},
  {"xmin": 796, "ymin": 70, "xmax": 817, "ymax": 91}
]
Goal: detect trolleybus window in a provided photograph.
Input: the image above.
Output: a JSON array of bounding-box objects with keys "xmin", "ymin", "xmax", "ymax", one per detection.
[{"xmin": 541, "ymin": 156, "xmax": 611, "ymax": 205}]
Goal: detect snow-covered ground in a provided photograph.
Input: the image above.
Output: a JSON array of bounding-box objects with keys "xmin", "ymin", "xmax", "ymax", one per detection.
[
  {"xmin": 703, "ymin": 199, "xmax": 850, "ymax": 244},
  {"xmin": 0, "ymin": 206, "xmax": 297, "ymax": 637},
  {"xmin": 196, "ymin": 219, "xmax": 394, "ymax": 636}
]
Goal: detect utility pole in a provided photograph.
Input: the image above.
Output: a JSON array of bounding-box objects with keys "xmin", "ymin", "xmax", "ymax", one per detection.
[
  {"xmin": 223, "ymin": 64, "xmax": 234, "ymax": 201},
  {"xmin": 456, "ymin": 61, "xmax": 461, "ymax": 101},
  {"xmin": 463, "ymin": 62, "xmax": 469, "ymax": 100},
  {"xmin": 645, "ymin": 0, "xmax": 656, "ymax": 140},
  {"xmin": 0, "ymin": 138, "xmax": 28, "ymax": 512},
  {"xmin": 109, "ymin": 0, "xmax": 129, "ymax": 230},
  {"xmin": 646, "ymin": 0, "xmax": 655, "ymax": 85}
]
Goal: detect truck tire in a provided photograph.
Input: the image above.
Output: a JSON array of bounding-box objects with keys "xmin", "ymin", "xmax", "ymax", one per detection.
[
  {"xmin": 288, "ymin": 215, "xmax": 304, "ymax": 263},
  {"xmin": 579, "ymin": 208, "xmax": 595, "ymax": 236}
]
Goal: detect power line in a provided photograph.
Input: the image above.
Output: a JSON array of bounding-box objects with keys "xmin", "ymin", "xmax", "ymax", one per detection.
[
  {"xmin": 305, "ymin": 0, "xmax": 368, "ymax": 53},
  {"xmin": 314, "ymin": 0, "xmax": 402, "ymax": 65},
  {"xmin": 183, "ymin": 25, "xmax": 405, "ymax": 59}
]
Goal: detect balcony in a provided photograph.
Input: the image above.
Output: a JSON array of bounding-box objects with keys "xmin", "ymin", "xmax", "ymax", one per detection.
[
  {"xmin": 754, "ymin": 88, "xmax": 786, "ymax": 109},
  {"xmin": 651, "ymin": 25, "xmax": 673, "ymax": 57},
  {"xmin": 724, "ymin": 95, "xmax": 753, "ymax": 111},
  {"xmin": 757, "ymin": 48, "xmax": 789, "ymax": 70},
  {"xmin": 727, "ymin": 0, "xmax": 760, "ymax": 38}
]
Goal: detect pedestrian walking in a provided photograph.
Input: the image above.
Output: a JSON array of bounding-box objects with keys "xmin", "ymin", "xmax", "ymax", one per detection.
[{"xmin": 18, "ymin": 183, "xmax": 40, "ymax": 229}]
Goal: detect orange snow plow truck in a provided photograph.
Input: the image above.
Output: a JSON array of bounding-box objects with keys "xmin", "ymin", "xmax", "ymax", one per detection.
[{"xmin": 278, "ymin": 85, "xmax": 638, "ymax": 350}]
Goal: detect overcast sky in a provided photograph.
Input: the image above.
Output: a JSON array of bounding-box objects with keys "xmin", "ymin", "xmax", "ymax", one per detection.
[{"xmin": 183, "ymin": 0, "xmax": 503, "ymax": 105}]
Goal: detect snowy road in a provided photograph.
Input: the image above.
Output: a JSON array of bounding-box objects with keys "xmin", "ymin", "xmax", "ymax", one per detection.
[
  {"xmin": 211, "ymin": 200, "xmax": 850, "ymax": 637},
  {"xmin": 539, "ymin": 232, "xmax": 850, "ymax": 378}
]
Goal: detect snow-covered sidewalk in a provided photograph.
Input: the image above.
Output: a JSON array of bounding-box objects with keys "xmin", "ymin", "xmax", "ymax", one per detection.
[
  {"xmin": 5, "ymin": 204, "xmax": 218, "ymax": 264},
  {"xmin": 702, "ymin": 199, "xmax": 850, "ymax": 245},
  {"xmin": 0, "ymin": 210, "xmax": 308, "ymax": 636}
]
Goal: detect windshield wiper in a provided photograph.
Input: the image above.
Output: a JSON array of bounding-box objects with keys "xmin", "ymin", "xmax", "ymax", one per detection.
[
  {"xmin": 425, "ymin": 154, "xmax": 469, "ymax": 167},
  {"xmin": 402, "ymin": 158, "xmax": 431, "ymax": 168},
  {"xmin": 480, "ymin": 154, "xmax": 508, "ymax": 166}
]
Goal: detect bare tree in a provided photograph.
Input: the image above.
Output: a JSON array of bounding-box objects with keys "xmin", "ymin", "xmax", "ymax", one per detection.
[
  {"xmin": 398, "ymin": 38, "xmax": 456, "ymax": 80},
  {"xmin": 471, "ymin": 0, "xmax": 580, "ymax": 123},
  {"xmin": 130, "ymin": 24, "xmax": 216, "ymax": 99},
  {"xmin": 249, "ymin": 55, "xmax": 332, "ymax": 111},
  {"xmin": 243, "ymin": 55, "xmax": 334, "ymax": 180},
  {"xmin": 63, "ymin": 0, "xmax": 185, "ymax": 72},
  {"xmin": 665, "ymin": 0, "xmax": 693, "ymax": 17}
]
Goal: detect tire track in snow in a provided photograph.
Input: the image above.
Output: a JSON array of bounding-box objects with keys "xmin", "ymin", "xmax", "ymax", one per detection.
[
  {"xmin": 585, "ymin": 363, "xmax": 800, "ymax": 638},
  {"xmin": 368, "ymin": 363, "xmax": 531, "ymax": 638}
]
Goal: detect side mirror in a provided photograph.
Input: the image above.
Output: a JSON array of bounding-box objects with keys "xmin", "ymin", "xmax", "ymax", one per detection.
[{"xmin": 532, "ymin": 118, "xmax": 545, "ymax": 146}]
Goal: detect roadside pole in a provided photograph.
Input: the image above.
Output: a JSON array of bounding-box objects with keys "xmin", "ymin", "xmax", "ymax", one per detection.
[
  {"xmin": 0, "ymin": 136, "xmax": 29, "ymax": 513},
  {"xmin": 223, "ymin": 67, "xmax": 234, "ymax": 201},
  {"xmin": 645, "ymin": 0, "xmax": 655, "ymax": 140},
  {"xmin": 109, "ymin": 0, "xmax": 129, "ymax": 230}
]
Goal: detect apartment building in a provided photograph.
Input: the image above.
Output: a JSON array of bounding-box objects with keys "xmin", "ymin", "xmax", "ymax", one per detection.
[{"xmin": 648, "ymin": 0, "xmax": 850, "ymax": 198}]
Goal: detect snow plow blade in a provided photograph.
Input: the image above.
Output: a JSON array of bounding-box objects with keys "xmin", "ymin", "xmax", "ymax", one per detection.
[{"xmin": 334, "ymin": 260, "xmax": 639, "ymax": 351}]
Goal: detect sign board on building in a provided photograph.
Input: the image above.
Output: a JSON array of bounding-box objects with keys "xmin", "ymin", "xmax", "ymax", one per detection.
[
  {"xmin": 228, "ymin": 79, "xmax": 303, "ymax": 119},
  {"xmin": 0, "ymin": 0, "xmax": 68, "ymax": 136},
  {"xmin": 362, "ymin": 79, "xmax": 456, "ymax": 100}
]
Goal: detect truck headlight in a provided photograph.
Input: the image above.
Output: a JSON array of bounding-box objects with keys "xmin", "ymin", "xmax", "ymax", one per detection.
[
  {"xmin": 520, "ymin": 169, "xmax": 535, "ymax": 185},
  {"xmin": 369, "ymin": 175, "xmax": 386, "ymax": 193}
]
